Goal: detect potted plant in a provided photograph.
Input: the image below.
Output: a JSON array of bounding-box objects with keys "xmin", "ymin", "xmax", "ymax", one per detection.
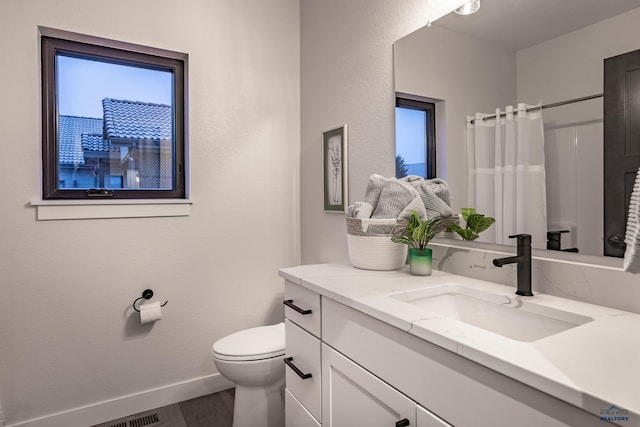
[
  {"xmin": 392, "ymin": 210, "xmax": 443, "ymax": 276},
  {"xmin": 447, "ymin": 208, "xmax": 495, "ymax": 241}
]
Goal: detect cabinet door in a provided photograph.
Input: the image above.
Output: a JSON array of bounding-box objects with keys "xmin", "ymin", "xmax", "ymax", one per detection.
[
  {"xmin": 322, "ymin": 344, "xmax": 416, "ymax": 427},
  {"xmin": 417, "ymin": 406, "xmax": 452, "ymax": 427},
  {"xmin": 286, "ymin": 389, "xmax": 321, "ymax": 427}
]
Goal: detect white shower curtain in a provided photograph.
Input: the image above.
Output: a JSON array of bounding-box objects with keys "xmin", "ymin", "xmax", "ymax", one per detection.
[{"xmin": 467, "ymin": 103, "xmax": 547, "ymax": 249}]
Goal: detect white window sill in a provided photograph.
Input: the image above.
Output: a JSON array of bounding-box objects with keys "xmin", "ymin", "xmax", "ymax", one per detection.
[{"xmin": 30, "ymin": 199, "xmax": 192, "ymax": 220}]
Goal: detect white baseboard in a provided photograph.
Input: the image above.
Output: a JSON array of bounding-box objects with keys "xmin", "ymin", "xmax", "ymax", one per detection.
[{"xmin": 6, "ymin": 374, "xmax": 234, "ymax": 427}]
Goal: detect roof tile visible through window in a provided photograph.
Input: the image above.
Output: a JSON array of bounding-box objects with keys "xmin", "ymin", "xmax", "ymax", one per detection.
[
  {"xmin": 58, "ymin": 98, "xmax": 173, "ymax": 166},
  {"xmin": 81, "ymin": 133, "xmax": 115, "ymax": 152},
  {"xmin": 102, "ymin": 98, "xmax": 172, "ymax": 141},
  {"xmin": 58, "ymin": 115, "xmax": 102, "ymax": 165}
]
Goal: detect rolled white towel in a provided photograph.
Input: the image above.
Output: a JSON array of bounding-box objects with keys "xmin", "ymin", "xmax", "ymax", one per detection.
[
  {"xmin": 398, "ymin": 195, "xmax": 428, "ymax": 221},
  {"xmin": 347, "ymin": 202, "xmax": 374, "ymax": 219},
  {"xmin": 426, "ymin": 178, "xmax": 452, "ymax": 207},
  {"xmin": 363, "ymin": 174, "xmax": 386, "ymax": 212},
  {"xmin": 400, "ymin": 176, "xmax": 453, "ymax": 219},
  {"xmin": 367, "ymin": 176, "xmax": 425, "ymax": 220}
]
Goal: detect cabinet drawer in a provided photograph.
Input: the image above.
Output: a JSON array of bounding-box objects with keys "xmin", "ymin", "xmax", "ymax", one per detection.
[
  {"xmin": 285, "ymin": 319, "xmax": 321, "ymax": 421},
  {"xmin": 286, "ymin": 388, "xmax": 321, "ymax": 427},
  {"xmin": 284, "ymin": 280, "xmax": 321, "ymax": 337}
]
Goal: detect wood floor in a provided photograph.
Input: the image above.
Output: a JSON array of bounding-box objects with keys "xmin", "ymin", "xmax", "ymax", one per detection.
[
  {"xmin": 93, "ymin": 388, "xmax": 235, "ymax": 427},
  {"xmin": 179, "ymin": 388, "xmax": 234, "ymax": 426}
]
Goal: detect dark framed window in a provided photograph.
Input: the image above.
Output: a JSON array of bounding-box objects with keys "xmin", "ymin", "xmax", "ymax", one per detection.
[
  {"xmin": 41, "ymin": 34, "xmax": 186, "ymax": 199},
  {"xmin": 395, "ymin": 97, "xmax": 436, "ymax": 179}
]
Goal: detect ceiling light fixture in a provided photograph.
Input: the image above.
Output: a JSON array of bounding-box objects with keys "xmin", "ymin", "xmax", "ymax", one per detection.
[{"xmin": 454, "ymin": 0, "xmax": 480, "ymax": 15}]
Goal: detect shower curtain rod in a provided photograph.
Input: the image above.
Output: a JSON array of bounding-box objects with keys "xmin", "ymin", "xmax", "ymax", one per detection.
[{"xmin": 470, "ymin": 93, "xmax": 603, "ymax": 123}]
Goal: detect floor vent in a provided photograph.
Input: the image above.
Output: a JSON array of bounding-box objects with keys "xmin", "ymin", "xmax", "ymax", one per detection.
[
  {"xmin": 105, "ymin": 412, "xmax": 162, "ymax": 427},
  {"xmin": 129, "ymin": 413, "xmax": 160, "ymax": 427},
  {"xmin": 93, "ymin": 402, "xmax": 188, "ymax": 427}
]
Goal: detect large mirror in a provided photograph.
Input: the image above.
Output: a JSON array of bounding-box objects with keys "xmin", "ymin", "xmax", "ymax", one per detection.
[{"xmin": 394, "ymin": 0, "xmax": 640, "ymax": 263}]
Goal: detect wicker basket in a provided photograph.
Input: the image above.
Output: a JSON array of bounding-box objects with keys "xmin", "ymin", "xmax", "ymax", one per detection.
[{"xmin": 346, "ymin": 217, "xmax": 407, "ymax": 271}]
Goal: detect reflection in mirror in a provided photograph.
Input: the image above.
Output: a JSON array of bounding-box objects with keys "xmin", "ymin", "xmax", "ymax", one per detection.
[
  {"xmin": 394, "ymin": 0, "xmax": 640, "ymax": 261},
  {"xmin": 395, "ymin": 97, "xmax": 436, "ymax": 179}
]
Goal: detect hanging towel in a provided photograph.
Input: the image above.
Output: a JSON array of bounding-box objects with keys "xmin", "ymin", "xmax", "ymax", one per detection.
[{"xmin": 624, "ymin": 167, "xmax": 640, "ymax": 273}]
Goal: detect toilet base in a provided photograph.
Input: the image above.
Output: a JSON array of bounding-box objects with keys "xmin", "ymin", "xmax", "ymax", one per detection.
[{"xmin": 232, "ymin": 378, "xmax": 285, "ymax": 427}]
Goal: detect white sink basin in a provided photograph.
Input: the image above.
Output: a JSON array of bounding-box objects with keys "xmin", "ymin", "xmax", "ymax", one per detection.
[{"xmin": 391, "ymin": 285, "xmax": 593, "ymax": 342}]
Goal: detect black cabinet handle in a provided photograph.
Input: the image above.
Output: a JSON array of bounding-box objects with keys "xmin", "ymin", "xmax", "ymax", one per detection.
[
  {"xmin": 283, "ymin": 299, "xmax": 312, "ymax": 315},
  {"xmin": 284, "ymin": 357, "xmax": 312, "ymax": 380},
  {"xmin": 396, "ymin": 419, "xmax": 410, "ymax": 427}
]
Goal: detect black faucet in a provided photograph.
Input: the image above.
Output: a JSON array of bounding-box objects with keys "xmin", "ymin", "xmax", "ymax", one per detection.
[
  {"xmin": 547, "ymin": 230, "xmax": 579, "ymax": 252},
  {"xmin": 492, "ymin": 234, "xmax": 533, "ymax": 296}
]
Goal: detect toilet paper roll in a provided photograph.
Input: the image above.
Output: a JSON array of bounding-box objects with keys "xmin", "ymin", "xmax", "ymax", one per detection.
[{"xmin": 139, "ymin": 301, "xmax": 162, "ymax": 324}]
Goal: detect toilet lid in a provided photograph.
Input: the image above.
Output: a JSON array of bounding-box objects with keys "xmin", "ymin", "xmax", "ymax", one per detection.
[{"xmin": 212, "ymin": 322, "xmax": 285, "ymax": 361}]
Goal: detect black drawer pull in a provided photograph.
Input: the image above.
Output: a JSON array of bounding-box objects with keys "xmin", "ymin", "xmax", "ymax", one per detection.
[
  {"xmin": 283, "ymin": 299, "xmax": 312, "ymax": 315},
  {"xmin": 284, "ymin": 357, "xmax": 312, "ymax": 380},
  {"xmin": 396, "ymin": 419, "xmax": 410, "ymax": 427}
]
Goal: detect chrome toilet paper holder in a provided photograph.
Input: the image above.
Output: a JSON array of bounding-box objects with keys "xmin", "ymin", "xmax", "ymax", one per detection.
[{"xmin": 132, "ymin": 289, "xmax": 168, "ymax": 312}]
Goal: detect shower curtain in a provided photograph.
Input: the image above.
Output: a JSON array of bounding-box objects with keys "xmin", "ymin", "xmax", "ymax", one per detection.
[{"xmin": 466, "ymin": 103, "xmax": 547, "ymax": 249}]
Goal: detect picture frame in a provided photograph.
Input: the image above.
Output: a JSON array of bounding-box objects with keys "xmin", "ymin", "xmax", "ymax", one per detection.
[{"xmin": 323, "ymin": 124, "xmax": 348, "ymax": 212}]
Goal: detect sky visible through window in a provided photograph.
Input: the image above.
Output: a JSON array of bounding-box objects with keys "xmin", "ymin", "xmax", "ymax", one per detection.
[
  {"xmin": 56, "ymin": 55, "xmax": 173, "ymax": 117},
  {"xmin": 396, "ymin": 106, "xmax": 426, "ymax": 176}
]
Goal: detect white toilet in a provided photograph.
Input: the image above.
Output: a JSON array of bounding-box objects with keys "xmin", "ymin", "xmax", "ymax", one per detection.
[{"xmin": 212, "ymin": 322, "xmax": 286, "ymax": 427}]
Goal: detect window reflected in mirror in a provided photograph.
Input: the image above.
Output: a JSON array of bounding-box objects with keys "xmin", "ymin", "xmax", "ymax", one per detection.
[{"xmin": 395, "ymin": 97, "xmax": 435, "ymax": 179}]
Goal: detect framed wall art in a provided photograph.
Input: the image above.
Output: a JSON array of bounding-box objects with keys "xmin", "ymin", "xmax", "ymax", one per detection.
[{"xmin": 323, "ymin": 124, "xmax": 348, "ymax": 212}]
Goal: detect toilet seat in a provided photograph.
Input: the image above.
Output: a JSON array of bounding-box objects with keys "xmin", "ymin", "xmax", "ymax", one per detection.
[{"xmin": 212, "ymin": 322, "xmax": 285, "ymax": 361}]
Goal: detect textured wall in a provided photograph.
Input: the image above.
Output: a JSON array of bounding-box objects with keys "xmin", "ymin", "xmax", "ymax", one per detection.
[
  {"xmin": 0, "ymin": 0, "xmax": 299, "ymax": 424},
  {"xmin": 299, "ymin": 0, "xmax": 464, "ymax": 264}
]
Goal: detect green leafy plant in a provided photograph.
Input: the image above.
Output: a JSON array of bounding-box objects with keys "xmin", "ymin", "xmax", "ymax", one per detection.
[
  {"xmin": 447, "ymin": 208, "xmax": 495, "ymax": 241},
  {"xmin": 391, "ymin": 210, "xmax": 443, "ymax": 251}
]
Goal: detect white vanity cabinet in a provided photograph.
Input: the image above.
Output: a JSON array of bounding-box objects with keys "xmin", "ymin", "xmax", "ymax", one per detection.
[
  {"xmin": 284, "ymin": 281, "xmax": 322, "ymax": 427},
  {"xmin": 284, "ymin": 279, "xmax": 448, "ymax": 427},
  {"xmin": 322, "ymin": 297, "xmax": 606, "ymax": 427},
  {"xmin": 284, "ymin": 277, "xmax": 609, "ymax": 427}
]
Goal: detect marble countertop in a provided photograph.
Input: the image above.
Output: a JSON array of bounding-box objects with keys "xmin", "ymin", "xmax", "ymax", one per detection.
[{"xmin": 279, "ymin": 263, "xmax": 640, "ymax": 426}]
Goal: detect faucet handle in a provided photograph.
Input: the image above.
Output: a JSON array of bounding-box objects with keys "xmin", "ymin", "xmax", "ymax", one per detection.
[{"xmin": 508, "ymin": 233, "xmax": 531, "ymax": 244}]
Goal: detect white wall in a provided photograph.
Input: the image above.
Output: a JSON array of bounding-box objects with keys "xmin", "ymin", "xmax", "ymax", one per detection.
[
  {"xmin": 542, "ymin": 101, "xmax": 603, "ymax": 255},
  {"xmin": 300, "ymin": 0, "xmax": 466, "ymax": 264},
  {"xmin": 394, "ymin": 24, "xmax": 517, "ymax": 213},
  {"xmin": 517, "ymin": 8, "xmax": 640, "ymax": 105},
  {"xmin": 0, "ymin": 0, "xmax": 300, "ymax": 425}
]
